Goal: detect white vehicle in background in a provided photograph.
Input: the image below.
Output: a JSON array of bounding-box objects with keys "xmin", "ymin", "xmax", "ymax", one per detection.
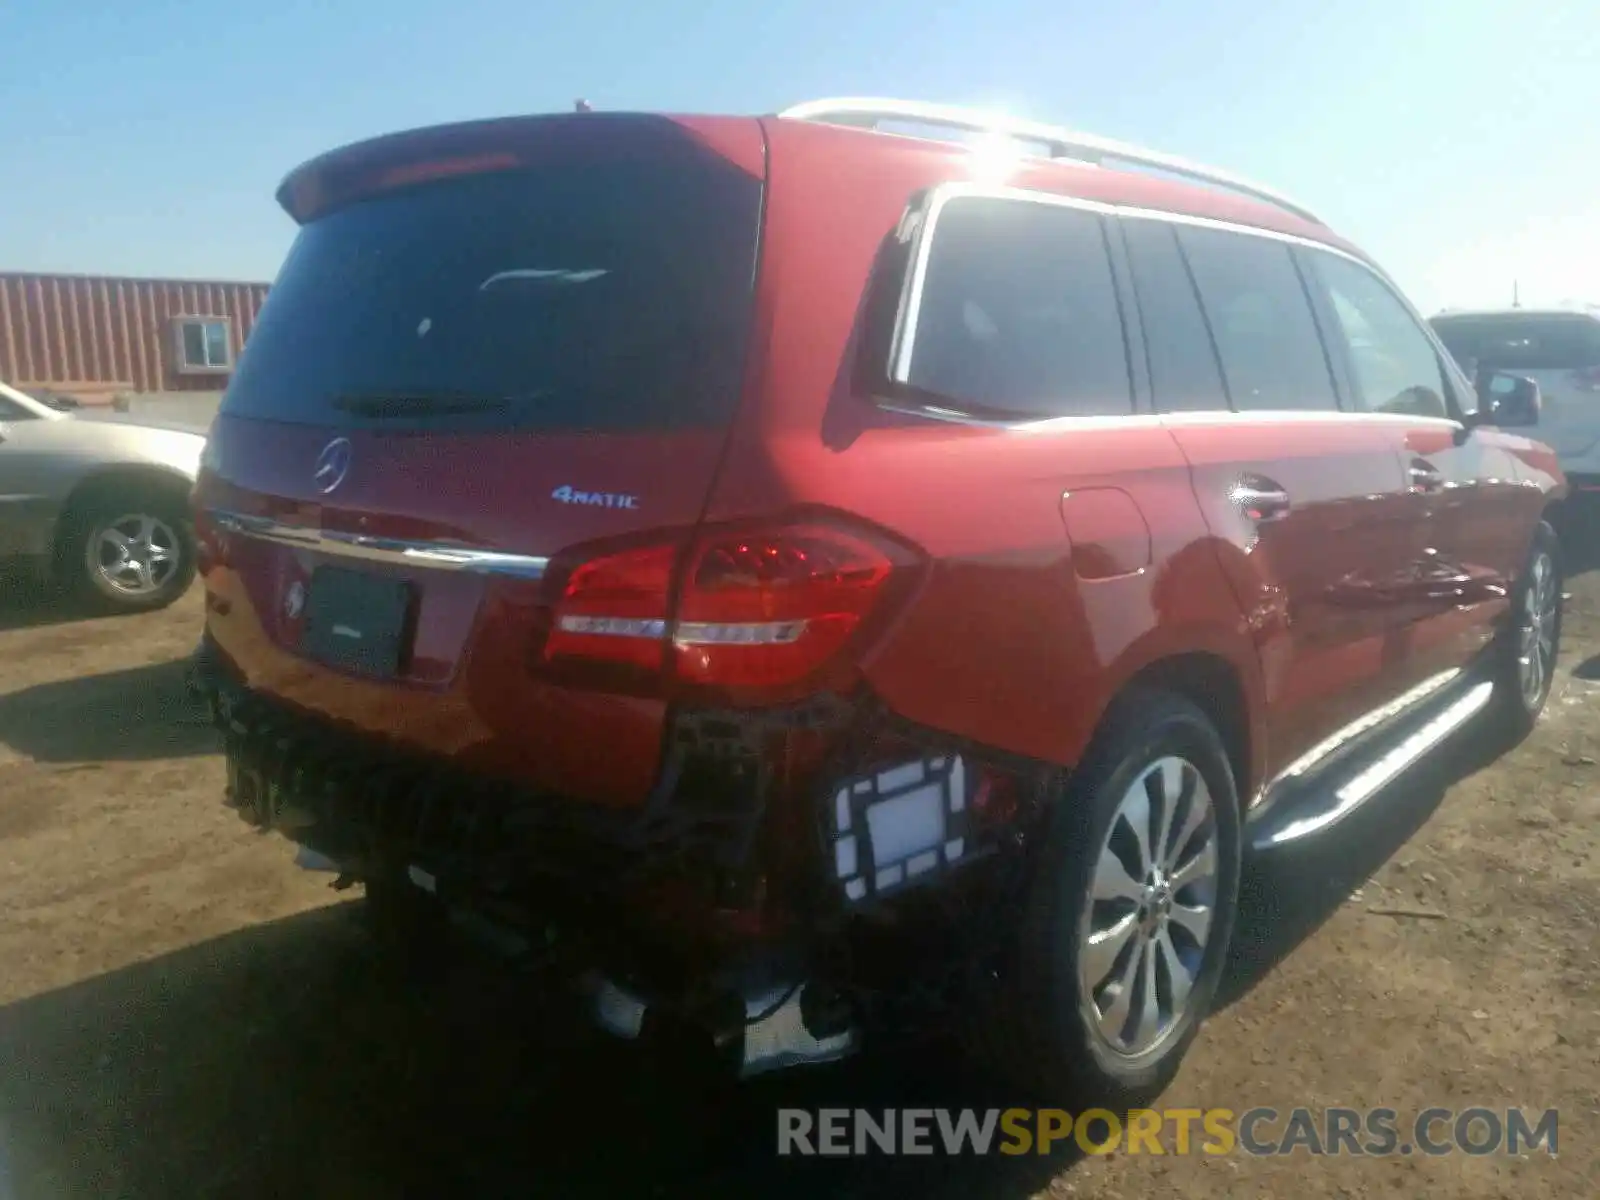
[
  {"xmin": 0, "ymin": 378, "xmax": 207, "ymax": 612},
  {"xmin": 1430, "ymin": 306, "xmax": 1600, "ymax": 497}
]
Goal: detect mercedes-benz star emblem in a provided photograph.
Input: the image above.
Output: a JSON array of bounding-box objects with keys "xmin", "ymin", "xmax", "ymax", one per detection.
[
  {"xmin": 313, "ymin": 437, "xmax": 353, "ymax": 494},
  {"xmin": 284, "ymin": 581, "xmax": 305, "ymax": 619}
]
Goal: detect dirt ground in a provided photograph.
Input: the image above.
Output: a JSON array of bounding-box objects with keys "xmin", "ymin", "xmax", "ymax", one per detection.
[{"xmin": 0, "ymin": 558, "xmax": 1595, "ymax": 1198}]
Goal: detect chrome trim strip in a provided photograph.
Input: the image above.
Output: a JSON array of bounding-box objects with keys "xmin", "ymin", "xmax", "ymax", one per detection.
[
  {"xmin": 877, "ymin": 401, "xmax": 1468, "ymax": 436},
  {"xmin": 881, "ymin": 181, "xmax": 1477, "ymax": 430},
  {"xmin": 207, "ymin": 509, "xmax": 549, "ymax": 580},
  {"xmin": 1260, "ymin": 681, "xmax": 1494, "ymax": 847},
  {"xmin": 1272, "ymin": 668, "xmax": 1462, "ymax": 787}
]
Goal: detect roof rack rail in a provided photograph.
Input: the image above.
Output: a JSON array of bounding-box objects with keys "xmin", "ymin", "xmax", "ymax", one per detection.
[{"xmin": 777, "ymin": 96, "xmax": 1323, "ymax": 226}]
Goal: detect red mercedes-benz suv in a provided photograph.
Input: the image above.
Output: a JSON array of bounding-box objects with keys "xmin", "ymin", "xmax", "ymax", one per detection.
[{"xmin": 191, "ymin": 98, "xmax": 1565, "ymax": 1103}]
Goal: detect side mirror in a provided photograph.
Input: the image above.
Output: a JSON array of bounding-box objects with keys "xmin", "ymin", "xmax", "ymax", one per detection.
[{"xmin": 1475, "ymin": 371, "xmax": 1541, "ymax": 428}]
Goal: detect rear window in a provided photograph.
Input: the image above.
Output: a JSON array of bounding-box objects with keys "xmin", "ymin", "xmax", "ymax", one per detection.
[
  {"xmin": 899, "ymin": 196, "xmax": 1133, "ymax": 419},
  {"xmin": 1429, "ymin": 313, "xmax": 1600, "ymax": 372},
  {"xmin": 223, "ymin": 160, "xmax": 762, "ymax": 433}
]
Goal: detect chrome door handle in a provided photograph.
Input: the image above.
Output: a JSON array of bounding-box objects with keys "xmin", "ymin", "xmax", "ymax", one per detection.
[
  {"xmin": 1230, "ymin": 480, "xmax": 1292, "ymax": 522},
  {"xmin": 1408, "ymin": 460, "xmax": 1444, "ymax": 492}
]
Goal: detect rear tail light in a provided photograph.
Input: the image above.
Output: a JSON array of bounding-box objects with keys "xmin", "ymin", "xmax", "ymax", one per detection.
[
  {"xmin": 538, "ymin": 518, "xmax": 920, "ymax": 695},
  {"xmin": 543, "ymin": 543, "xmax": 676, "ymax": 674},
  {"xmin": 674, "ymin": 523, "xmax": 905, "ymax": 689}
]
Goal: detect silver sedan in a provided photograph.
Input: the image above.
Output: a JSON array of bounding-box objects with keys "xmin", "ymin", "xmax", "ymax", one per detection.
[{"xmin": 0, "ymin": 379, "xmax": 207, "ymax": 612}]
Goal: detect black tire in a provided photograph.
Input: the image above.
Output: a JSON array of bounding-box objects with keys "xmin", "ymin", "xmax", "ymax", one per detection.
[
  {"xmin": 1487, "ymin": 519, "xmax": 1562, "ymax": 743},
  {"xmin": 59, "ymin": 484, "xmax": 197, "ymax": 613},
  {"xmin": 973, "ymin": 689, "xmax": 1243, "ymax": 1108}
]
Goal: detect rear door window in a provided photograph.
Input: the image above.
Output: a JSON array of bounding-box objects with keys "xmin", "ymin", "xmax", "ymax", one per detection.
[
  {"xmin": 1175, "ymin": 226, "xmax": 1338, "ymax": 412},
  {"xmin": 1120, "ymin": 217, "xmax": 1229, "ymax": 412},
  {"xmin": 222, "ymin": 160, "xmax": 762, "ymax": 433},
  {"xmin": 898, "ymin": 196, "xmax": 1133, "ymax": 418}
]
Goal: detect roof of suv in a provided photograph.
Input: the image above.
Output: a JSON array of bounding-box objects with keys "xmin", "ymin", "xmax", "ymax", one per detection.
[
  {"xmin": 766, "ymin": 109, "xmax": 1351, "ymax": 250},
  {"xmin": 276, "ymin": 99, "xmax": 1362, "ymax": 262}
]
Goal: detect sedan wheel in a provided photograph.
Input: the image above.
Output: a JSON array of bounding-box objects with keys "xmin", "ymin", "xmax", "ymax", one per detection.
[
  {"xmin": 65, "ymin": 491, "xmax": 197, "ymax": 613},
  {"xmin": 87, "ymin": 512, "xmax": 184, "ymax": 600}
]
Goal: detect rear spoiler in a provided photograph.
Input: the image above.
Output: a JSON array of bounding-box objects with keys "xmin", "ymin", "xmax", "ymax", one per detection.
[{"xmin": 276, "ymin": 113, "xmax": 767, "ymax": 224}]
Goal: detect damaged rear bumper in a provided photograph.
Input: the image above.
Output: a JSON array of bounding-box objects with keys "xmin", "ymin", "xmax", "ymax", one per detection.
[{"xmin": 197, "ymin": 660, "xmax": 1040, "ymax": 1078}]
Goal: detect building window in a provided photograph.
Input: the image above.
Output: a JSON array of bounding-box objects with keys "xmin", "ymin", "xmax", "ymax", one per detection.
[{"xmin": 174, "ymin": 316, "xmax": 232, "ymax": 373}]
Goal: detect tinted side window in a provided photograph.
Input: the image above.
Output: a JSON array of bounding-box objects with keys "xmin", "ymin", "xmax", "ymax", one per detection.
[
  {"xmin": 1121, "ymin": 218, "xmax": 1228, "ymax": 412},
  {"xmin": 1176, "ymin": 226, "xmax": 1337, "ymax": 412},
  {"xmin": 1307, "ymin": 252, "xmax": 1448, "ymax": 419},
  {"xmin": 902, "ymin": 197, "xmax": 1132, "ymax": 418}
]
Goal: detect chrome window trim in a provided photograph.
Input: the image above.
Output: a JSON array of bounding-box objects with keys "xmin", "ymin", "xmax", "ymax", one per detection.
[
  {"xmin": 884, "ymin": 181, "xmax": 1471, "ymax": 428},
  {"xmin": 206, "ymin": 509, "xmax": 549, "ymax": 580},
  {"xmin": 890, "ymin": 183, "xmax": 1119, "ymax": 385},
  {"xmin": 876, "ymin": 403, "xmax": 1464, "ymax": 438}
]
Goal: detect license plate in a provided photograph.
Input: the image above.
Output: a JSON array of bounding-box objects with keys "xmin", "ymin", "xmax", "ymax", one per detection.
[{"xmin": 300, "ymin": 566, "xmax": 413, "ymax": 678}]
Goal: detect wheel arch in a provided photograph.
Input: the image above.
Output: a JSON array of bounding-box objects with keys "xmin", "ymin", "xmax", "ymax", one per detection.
[
  {"xmin": 52, "ymin": 463, "xmax": 196, "ymax": 570},
  {"xmin": 1090, "ymin": 630, "xmax": 1268, "ymax": 811},
  {"xmin": 1118, "ymin": 652, "xmax": 1254, "ymax": 807}
]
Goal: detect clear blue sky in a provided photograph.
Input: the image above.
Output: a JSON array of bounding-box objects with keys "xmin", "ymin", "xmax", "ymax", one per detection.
[{"xmin": 2, "ymin": 0, "xmax": 1596, "ymax": 314}]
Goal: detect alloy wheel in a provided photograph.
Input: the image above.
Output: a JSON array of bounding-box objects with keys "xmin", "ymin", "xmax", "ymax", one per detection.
[
  {"xmin": 88, "ymin": 513, "xmax": 182, "ymax": 598},
  {"xmin": 1080, "ymin": 755, "xmax": 1219, "ymax": 1057},
  {"xmin": 1517, "ymin": 549, "xmax": 1559, "ymax": 707}
]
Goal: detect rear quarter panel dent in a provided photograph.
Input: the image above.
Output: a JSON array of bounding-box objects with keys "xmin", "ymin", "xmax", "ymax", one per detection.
[{"xmin": 861, "ymin": 529, "xmax": 1266, "ymax": 791}]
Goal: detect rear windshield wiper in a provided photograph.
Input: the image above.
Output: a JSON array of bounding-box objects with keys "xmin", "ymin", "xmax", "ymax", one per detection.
[{"xmin": 329, "ymin": 391, "xmax": 515, "ymax": 419}]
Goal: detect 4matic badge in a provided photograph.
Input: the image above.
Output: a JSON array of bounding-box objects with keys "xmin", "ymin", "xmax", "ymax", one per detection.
[{"xmin": 550, "ymin": 485, "xmax": 639, "ymax": 510}]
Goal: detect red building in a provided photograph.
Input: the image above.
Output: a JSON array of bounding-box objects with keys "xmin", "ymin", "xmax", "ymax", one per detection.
[{"xmin": 0, "ymin": 271, "xmax": 269, "ymax": 405}]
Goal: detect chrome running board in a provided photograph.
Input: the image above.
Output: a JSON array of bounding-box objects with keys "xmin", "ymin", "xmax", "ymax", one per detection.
[{"xmin": 1248, "ymin": 676, "xmax": 1495, "ymax": 850}]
